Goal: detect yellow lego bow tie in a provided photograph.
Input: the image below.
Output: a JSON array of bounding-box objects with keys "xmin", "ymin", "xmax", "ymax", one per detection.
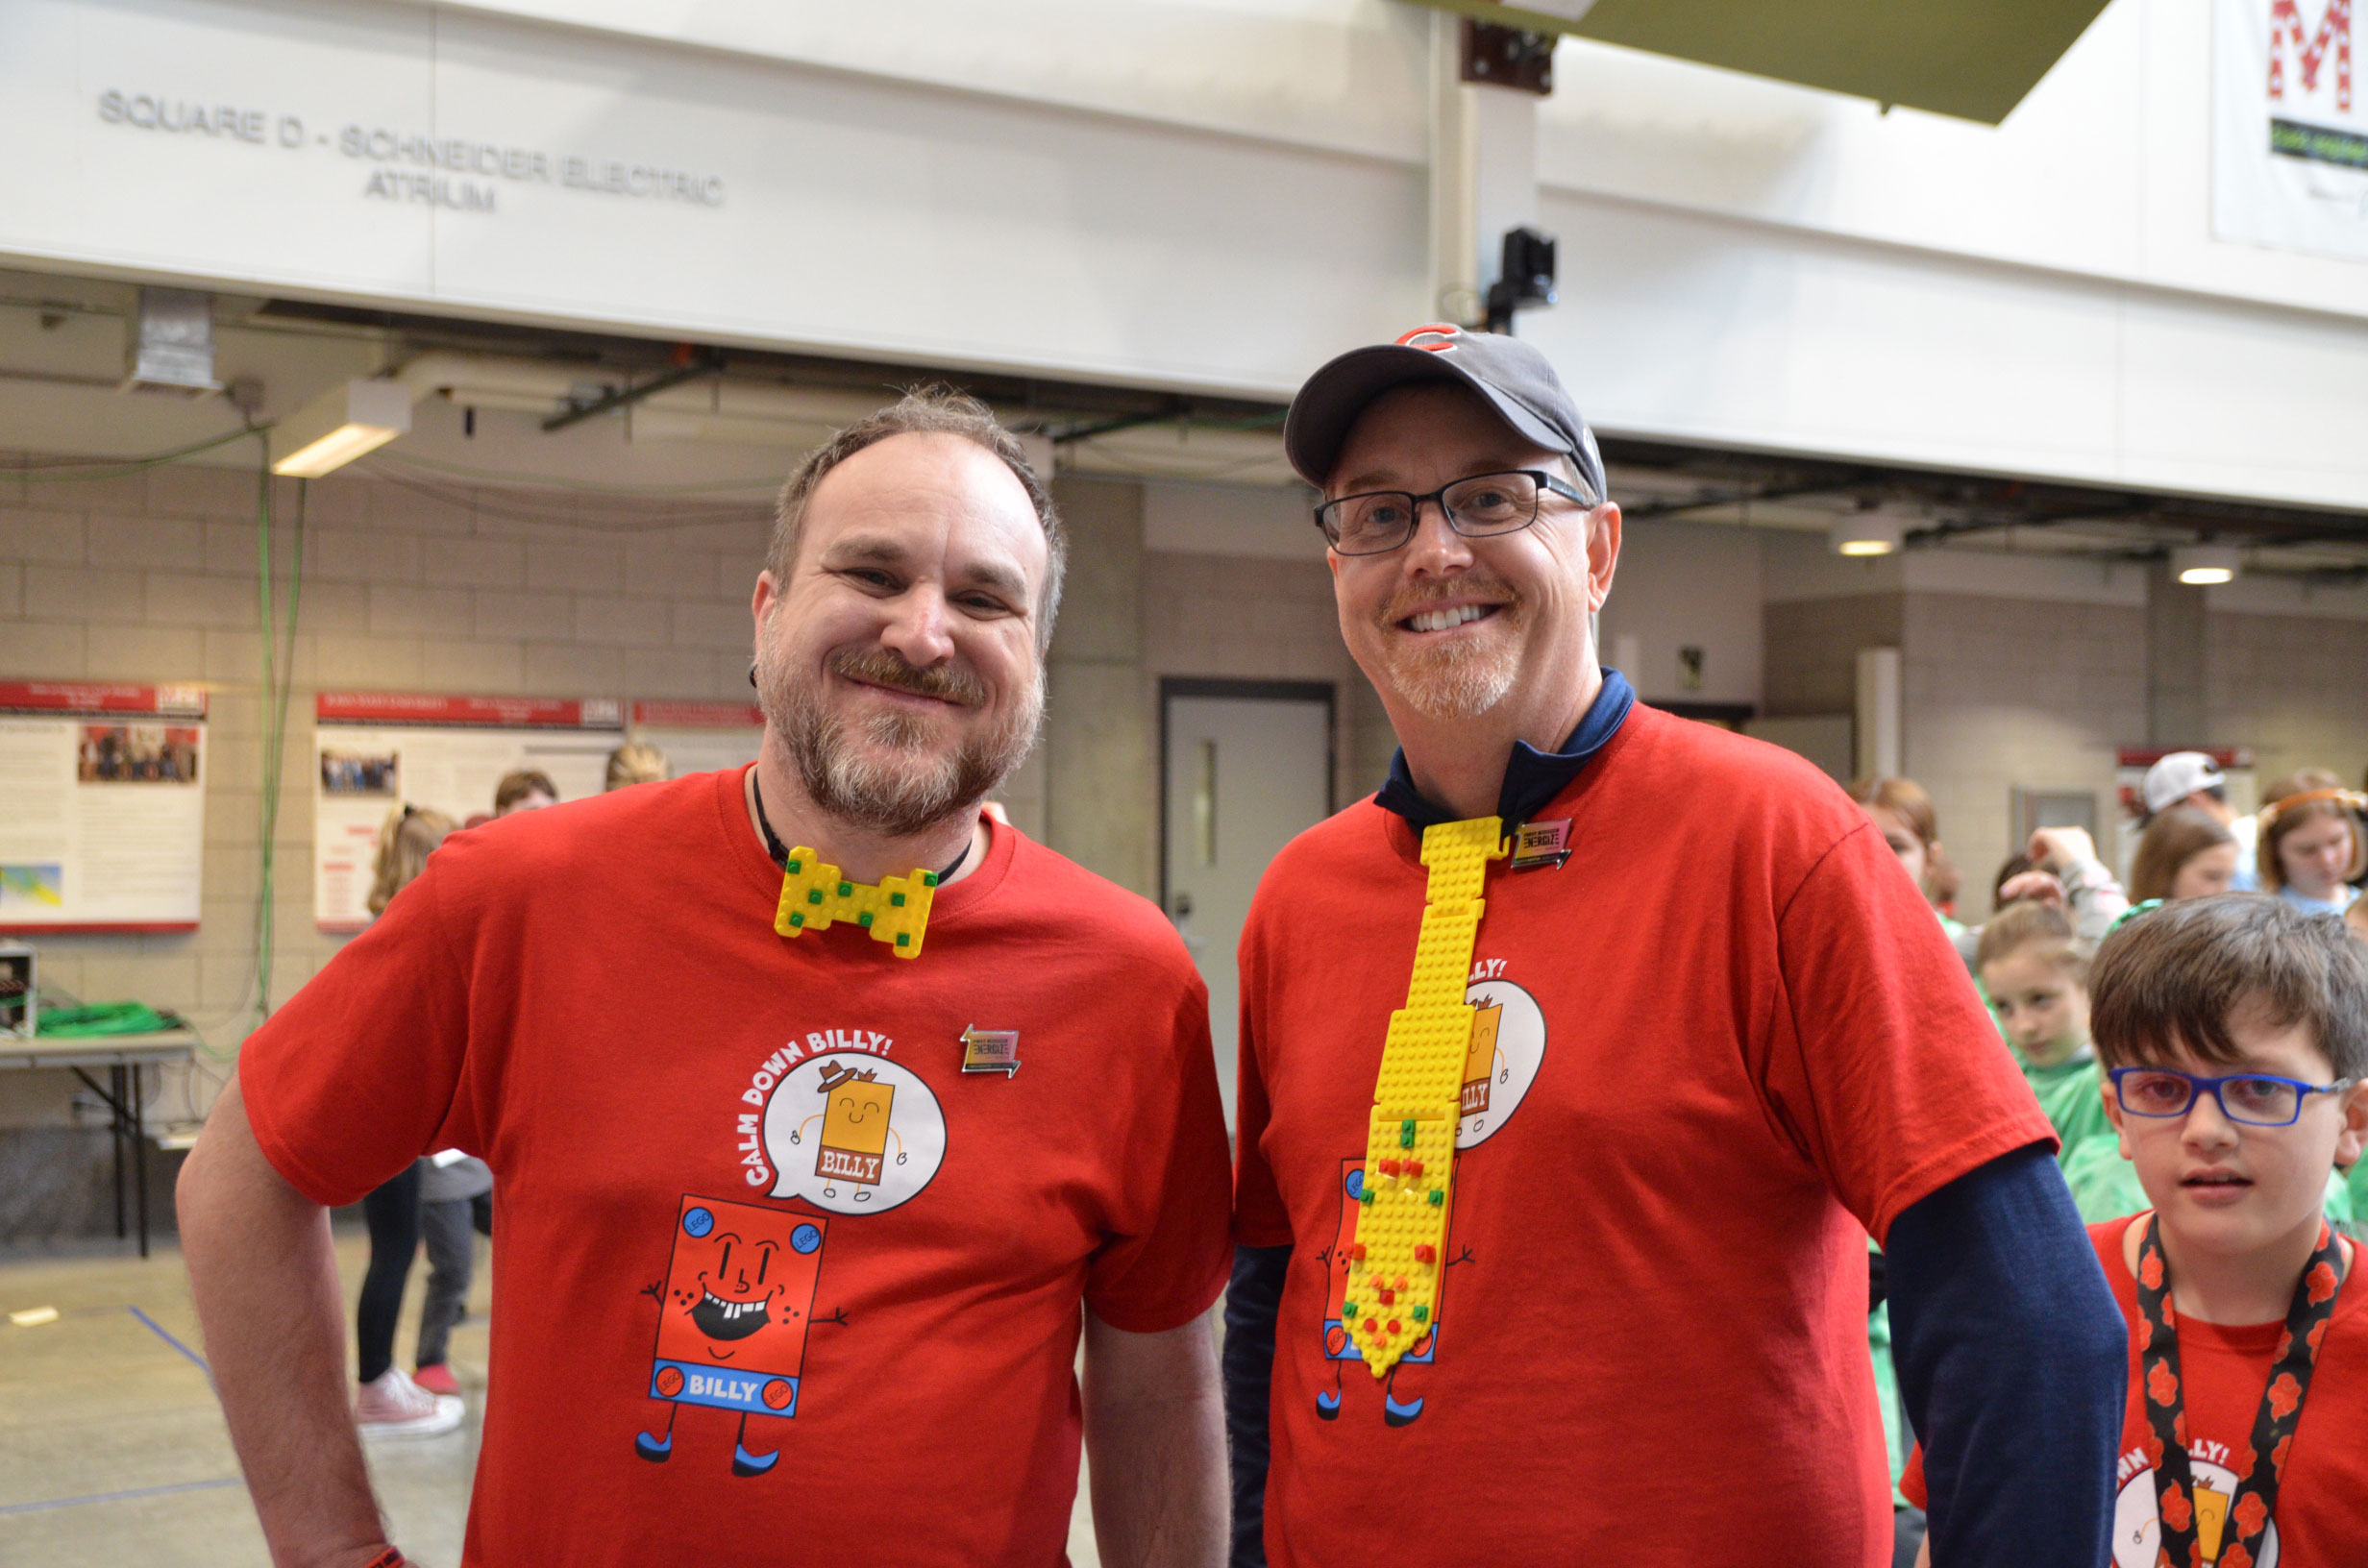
[
  {"xmin": 1345, "ymin": 816, "xmax": 1505, "ymax": 1375},
  {"xmin": 773, "ymin": 847, "xmax": 940, "ymax": 959}
]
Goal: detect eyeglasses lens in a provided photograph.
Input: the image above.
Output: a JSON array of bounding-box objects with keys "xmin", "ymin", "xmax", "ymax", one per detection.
[
  {"xmin": 1440, "ymin": 473, "xmax": 1539, "ymax": 534},
  {"xmin": 1324, "ymin": 494, "xmax": 1414, "ymax": 554},
  {"xmin": 2119, "ymin": 1070, "xmax": 2302, "ymax": 1125}
]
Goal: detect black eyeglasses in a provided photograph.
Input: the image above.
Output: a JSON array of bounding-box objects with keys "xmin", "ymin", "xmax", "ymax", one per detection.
[
  {"xmin": 1314, "ymin": 469, "xmax": 1594, "ymax": 556},
  {"xmin": 2108, "ymin": 1066, "xmax": 2357, "ymax": 1128}
]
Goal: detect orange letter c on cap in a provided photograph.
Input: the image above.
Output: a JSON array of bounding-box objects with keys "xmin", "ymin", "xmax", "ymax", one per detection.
[{"xmin": 1395, "ymin": 324, "xmax": 1461, "ymax": 352}]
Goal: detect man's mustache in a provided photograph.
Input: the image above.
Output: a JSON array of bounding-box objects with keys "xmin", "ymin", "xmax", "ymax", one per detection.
[{"xmin": 829, "ymin": 646, "xmax": 987, "ymax": 709}]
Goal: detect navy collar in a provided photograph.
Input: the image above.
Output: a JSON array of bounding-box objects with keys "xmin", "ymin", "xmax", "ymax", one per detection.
[{"xmin": 1375, "ymin": 668, "xmax": 1636, "ymax": 830}]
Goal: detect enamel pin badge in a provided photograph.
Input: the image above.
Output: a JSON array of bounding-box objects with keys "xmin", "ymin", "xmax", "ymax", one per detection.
[
  {"xmin": 1508, "ymin": 819, "xmax": 1572, "ymax": 870},
  {"xmin": 959, "ymin": 1025, "xmax": 1021, "ymax": 1076}
]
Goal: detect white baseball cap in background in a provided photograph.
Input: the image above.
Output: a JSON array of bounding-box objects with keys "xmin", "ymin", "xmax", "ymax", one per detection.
[{"xmin": 2142, "ymin": 751, "xmax": 2227, "ymax": 817}]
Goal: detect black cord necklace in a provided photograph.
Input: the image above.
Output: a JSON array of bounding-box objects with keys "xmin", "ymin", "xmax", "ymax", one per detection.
[{"xmin": 751, "ymin": 772, "xmax": 973, "ymax": 883}]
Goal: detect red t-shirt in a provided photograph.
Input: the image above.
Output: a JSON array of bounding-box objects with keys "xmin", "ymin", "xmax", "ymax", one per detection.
[
  {"xmin": 1904, "ymin": 1214, "xmax": 2368, "ymax": 1565},
  {"xmin": 241, "ymin": 766, "xmax": 1230, "ymax": 1567},
  {"xmin": 1233, "ymin": 704, "xmax": 2054, "ymax": 1568}
]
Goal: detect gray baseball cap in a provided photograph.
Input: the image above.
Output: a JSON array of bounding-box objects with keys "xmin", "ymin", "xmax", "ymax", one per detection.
[{"xmin": 1283, "ymin": 324, "xmax": 1607, "ymax": 502}]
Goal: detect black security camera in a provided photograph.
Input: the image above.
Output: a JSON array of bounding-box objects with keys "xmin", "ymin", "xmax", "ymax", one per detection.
[{"xmin": 1484, "ymin": 227, "xmax": 1557, "ymax": 334}]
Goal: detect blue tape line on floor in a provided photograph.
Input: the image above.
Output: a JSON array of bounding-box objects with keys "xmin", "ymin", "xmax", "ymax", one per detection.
[
  {"xmin": 0, "ymin": 1477, "xmax": 245, "ymax": 1517},
  {"xmin": 127, "ymin": 1305, "xmax": 210, "ymax": 1376}
]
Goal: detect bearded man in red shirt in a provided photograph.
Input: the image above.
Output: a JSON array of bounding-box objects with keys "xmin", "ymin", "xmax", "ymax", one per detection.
[
  {"xmin": 180, "ymin": 390, "xmax": 1231, "ymax": 1568},
  {"xmin": 1222, "ymin": 328, "xmax": 2127, "ymax": 1568}
]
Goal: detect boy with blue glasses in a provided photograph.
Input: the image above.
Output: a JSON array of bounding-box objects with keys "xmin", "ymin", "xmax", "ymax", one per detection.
[{"xmin": 1906, "ymin": 895, "xmax": 2368, "ymax": 1565}]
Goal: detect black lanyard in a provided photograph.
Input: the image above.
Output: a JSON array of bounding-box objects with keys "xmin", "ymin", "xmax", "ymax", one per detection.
[
  {"xmin": 750, "ymin": 773, "xmax": 971, "ymax": 882},
  {"xmin": 2134, "ymin": 1213, "xmax": 2346, "ymax": 1567}
]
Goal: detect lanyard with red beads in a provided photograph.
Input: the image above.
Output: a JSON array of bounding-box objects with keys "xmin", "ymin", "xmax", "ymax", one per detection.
[{"xmin": 2133, "ymin": 1213, "xmax": 2345, "ymax": 1568}]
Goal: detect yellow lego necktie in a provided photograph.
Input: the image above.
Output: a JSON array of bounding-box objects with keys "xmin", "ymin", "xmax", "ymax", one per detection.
[
  {"xmin": 773, "ymin": 847, "xmax": 940, "ymax": 959},
  {"xmin": 1345, "ymin": 817, "xmax": 1505, "ymax": 1375}
]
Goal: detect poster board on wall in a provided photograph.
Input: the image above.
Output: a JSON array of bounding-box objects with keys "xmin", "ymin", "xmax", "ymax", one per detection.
[
  {"xmin": 0, "ymin": 681, "xmax": 208, "ymax": 933},
  {"xmin": 629, "ymin": 700, "xmax": 764, "ymax": 781},
  {"xmin": 312, "ymin": 692, "xmax": 624, "ymax": 932},
  {"xmin": 2213, "ymin": 0, "xmax": 2368, "ymax": 263}
]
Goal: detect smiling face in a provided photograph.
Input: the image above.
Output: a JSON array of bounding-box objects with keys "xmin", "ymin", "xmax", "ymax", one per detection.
[
  {"xmin": 654, "ymin": 1197, "xmax": 826, "ymax": 1373},
  {"xmin": 752, "ymin": 431, "xmax": 1048, "ymax": 838},
  {"xmin": 2276, "ymin": 810, "xmax": 2357, "ymax": 902},
  {"xmin": 1324, "ymin": 383, "xmax": 1616, "ymax": 727},
  {"xmin": 1981, "ymin": 942, "xmax": 2091, "ymax": 1067},
  {"xmin": 2107, "ymin": 1009, "xmax": 2368, "ymax": 1266}
]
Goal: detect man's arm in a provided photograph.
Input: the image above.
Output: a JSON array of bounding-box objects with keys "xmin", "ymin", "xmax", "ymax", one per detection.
[
  {"xmin": 1220, "ymin": 1244, "xmax": 1289, "ymax": 1568},
  {"xmin": 178, "ymin": 1079, "xmax": 392, "ymax": 1568},
  {"xmin": 1082, "ymin": 1305, "xmax": 1227, "ymax": 1568},
  {"xmin": 1886, "ymin": 1143, "xmax": 2125, "ymax": 1568}
]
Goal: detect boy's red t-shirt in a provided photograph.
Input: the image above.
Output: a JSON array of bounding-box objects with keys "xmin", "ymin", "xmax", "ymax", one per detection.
[
  {"xmin": 1233, "ymin": 704, "xmax": 2055, "ymax": 1568},
  {"xmin": 240, "ymin": 767, "xmax": 1231, "ymax": 1567},
  {"xmin": 1904, "ymin": 1214, "xmax": 2368, "ymax": 1565}
]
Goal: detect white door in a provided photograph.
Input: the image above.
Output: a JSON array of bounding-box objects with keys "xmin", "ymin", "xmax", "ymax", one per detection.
[{"xmin": 1163, "ymin": 690, "xmax": 1333, "ymax": 1132}]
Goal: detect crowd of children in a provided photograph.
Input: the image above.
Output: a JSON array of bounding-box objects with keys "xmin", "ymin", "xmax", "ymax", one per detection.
[{"xmin": 1852, "ymin": 756, "xmax": 2368, "ymax": 1566}]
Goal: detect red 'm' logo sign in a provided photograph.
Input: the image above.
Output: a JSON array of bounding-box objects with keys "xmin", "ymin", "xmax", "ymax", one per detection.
[
  {"xmin": 2271, "ymin": 0, "xmax": 2353, "ymax": 111},
  {"xmin": 1395, "ymin": 324, "xmax": 1462, "ymax": 352}
]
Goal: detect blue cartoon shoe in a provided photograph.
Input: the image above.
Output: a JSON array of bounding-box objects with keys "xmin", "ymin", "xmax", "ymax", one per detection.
[
  {"xmin": 633, "ymin": 1430, "xmax": 673, "ymax": 1462},
  {"xmin": 731, "ymin": 1441, "xmax": 780, "ymax": 1478},
  {"xmin": 1382, "ymin": 1390, "xmax": 1424, "ymax": 1427},
  {"xmin": 1315, "ymin": 1389, "xmax": 1341, "ymax": 1420}
]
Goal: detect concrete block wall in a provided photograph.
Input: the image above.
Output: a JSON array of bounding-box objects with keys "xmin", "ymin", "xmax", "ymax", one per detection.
[
  {"xmin": 2207, "ymin": 612, "xmax": 2368, "ymax": 795},
  {"xmin": 0, "ymin": 457, "xmax": 779, "ymax": 1237},
  {"xmin": 1901, "ymin": 594, "xmax": 2149, "ymax": 921}
]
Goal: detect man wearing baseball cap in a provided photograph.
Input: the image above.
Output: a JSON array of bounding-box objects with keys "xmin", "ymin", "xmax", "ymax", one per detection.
[
  {"xmin": 1222, "ymin": 326, "xmax": 2125, "ymax": 1567},
  {"xmin": 2142, "ymin": 750, "xmax": 2258, "ymax": 890}
]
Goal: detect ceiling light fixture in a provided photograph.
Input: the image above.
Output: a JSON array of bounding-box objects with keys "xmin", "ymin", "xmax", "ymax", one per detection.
[
  {"xmin": 272, "ymin": 379, "xmax": 412, "ymax": 478},
  {"xmin": 2172, "ymin": 545, "xmax": 2239, "ymax": 586},
  {"xmin": 1831, "ymin": 512, "xmax": 1905, "ymax": 557}
]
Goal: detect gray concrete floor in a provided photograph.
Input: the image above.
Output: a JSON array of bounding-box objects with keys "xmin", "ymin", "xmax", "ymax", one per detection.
[{"xmin": 0, "ymin": 1232, "xmax": 1101, "ymax": 1566}]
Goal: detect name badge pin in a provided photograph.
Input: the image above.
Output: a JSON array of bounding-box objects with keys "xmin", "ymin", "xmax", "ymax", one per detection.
[
  {"xmin": 1508, "ymin": 819, "xmax": 1572, "ymax": 870},
  {"xmin": 959, "ymin": 1025, "xmax": 1021, "ymax": 1076}
]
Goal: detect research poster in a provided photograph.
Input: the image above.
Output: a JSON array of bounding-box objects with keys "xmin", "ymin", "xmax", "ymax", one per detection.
[
  {"xmin": 2214, "ymin": 0, "xmax": 2368, "ymax": 262},
  {"xmin": 0, "ymin": 682, "xmax": 209, "ymax": 932},
  {"xmin": 312, "ymin": 692, "xmax": 624, "ymax": 931}
]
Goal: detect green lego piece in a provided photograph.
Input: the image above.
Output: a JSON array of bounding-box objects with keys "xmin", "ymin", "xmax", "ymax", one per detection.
[
  {"xmin": 859, "ymin": 912, "xmax": 874, "ymax": 928},
  {"xmin": 1427, "ymin": 1189, "xmax": 1443, "ymax": 1206},
  {"xmin": 837, "ymin": 881, "xmax": 852, "ymax": 897},
  {"xmin": 1413, "ymin": 1305, "xmax": 1428, "ymax": 1323},
  {"xmin": 807, "ymin": 889, "xmax": 823, "ymax": 905},
  {"xmin": 896, "ymin": 933, "xmax": 910, "ymax": 947},
  {"xmin": 786, "ymin": 858, "xmax": 801, "ymax": 873},
  {"xmin": 922, "ymin": 870, "xmax": 940, "ymax": 887},
  {"xmin": 1343, "ymin": 1301, "xmax": 1358, "ymax": 1318},
  {"xmin": 789, "ymin": 913, "xmax": 804, "ymax": 928},
  {"xmin": 891, "ymin": 892, "xmax": 906, "ymax": 907}
]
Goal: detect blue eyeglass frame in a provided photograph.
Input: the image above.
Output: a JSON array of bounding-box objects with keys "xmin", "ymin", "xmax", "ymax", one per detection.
[{"xmin": 2107, "ymin": 1066, "xmax": 2358, "ymax": 1128}]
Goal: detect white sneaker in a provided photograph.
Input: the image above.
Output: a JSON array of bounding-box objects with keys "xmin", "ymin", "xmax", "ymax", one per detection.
[{"xmin": 356, "ymin": 1367, "xmax": 464, "ymax": 1438}]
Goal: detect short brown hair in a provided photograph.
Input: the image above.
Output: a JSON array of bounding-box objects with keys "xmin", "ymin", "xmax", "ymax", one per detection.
[
  {"xmin": 767, "ymin": 388, "xmax": 1067, "ymax": 650},
  {"xmin": 2089, "ymin": 894, "xmax": 2368, "ymax": 1078},
  {"xmin": 493, "ymin": 769, "xmax": 557, "ymax": 812},
  {"xmin": 1846, "ymin": 775, "xmax": 1937, "ymax": 850},
  {"xmin": 1976, "ymin": 897, "xmax": 2085, "ymax": 981},
  {"xmin": 2129, "ymin": 805, "xmax": 2235, "ymax": 903}
]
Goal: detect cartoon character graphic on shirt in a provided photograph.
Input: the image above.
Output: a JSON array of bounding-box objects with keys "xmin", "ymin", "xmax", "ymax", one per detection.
[
  {"xmin": 634, "ymin": 1039, "xmax": 950, "ymax": 1476},
  {"xmin": 1312, "ymin": 968, "xmax": 1546, "ymax": 1428},
  {"xmin": 635, "ymin": 1195, "xmax": 836, "ymax": 1476},
  {"xmin": 2109, "ymin": 1442, "xmax": 2281, "ymax": 1568}
]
